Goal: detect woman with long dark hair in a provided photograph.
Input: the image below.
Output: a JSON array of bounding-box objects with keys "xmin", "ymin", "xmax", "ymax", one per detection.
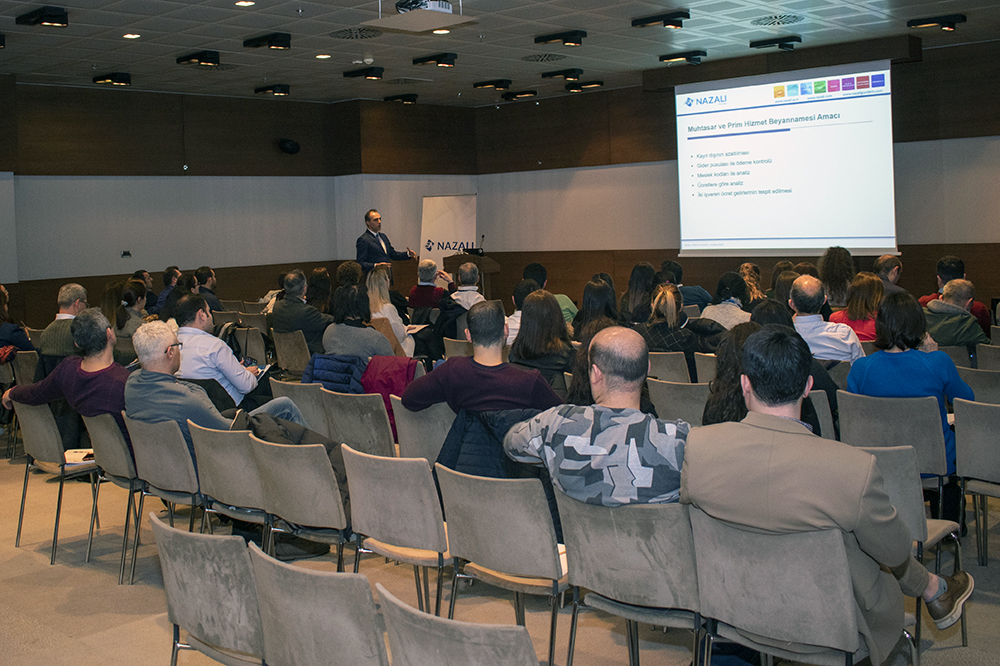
[
  {"xmin": 618, "ymin": 262, "xmax": 656, "ymax": 323},
  {"xmin": 700, "ymin": 272, "xmax": 752, "ymax": 330},
  {"xmin": 818, "ymin": 246, "xmax": 856, "ymax": 309},
  {"xmin": 114, "ymin": 279, "xmax": 147, "ymax": 338},
  {"xmin": 571, "ymin": 279, "xmax": 618, "ymax": 341},
  {"xmin": 701, "ymin": 322, "xmax": 761, "ymax": 426},
  {"xmin": 306, "ymin": 267, "xmax": 333, "ymax": 314},
  {"xmin": 510, "ymin": 290, "xmax": 574, "ymax": 398}
]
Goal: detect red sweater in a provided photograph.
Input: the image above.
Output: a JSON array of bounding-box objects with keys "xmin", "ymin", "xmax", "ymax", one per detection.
[
  {"xmin": 408, "ymin": 283, "xmax": 457, "ymax": 308},
  {"xmin": 401, "ymin": 356, "xmax": 562, "ymax": 413}
]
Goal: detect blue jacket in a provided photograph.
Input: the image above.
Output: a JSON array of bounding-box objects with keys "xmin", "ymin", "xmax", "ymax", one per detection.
[{"xmin": 302, "ymin": 354, "xmax": 366, "ymax": 394}]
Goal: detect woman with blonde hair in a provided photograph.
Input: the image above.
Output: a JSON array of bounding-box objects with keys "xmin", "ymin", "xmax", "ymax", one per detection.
[
  {"xmin": 635, "ymin": 284, "xmax": 724, "ymax": 382},
  {"xmin": 830, "ymin": 271, "xmax": 883, "ymax": 341},
  {"xmin": 367, "ymin": 265, "xmax": 414, "ymax": 355},
  {"xmin": 738, "ymin": 262, "xmax": 766, "ymax": 309}
]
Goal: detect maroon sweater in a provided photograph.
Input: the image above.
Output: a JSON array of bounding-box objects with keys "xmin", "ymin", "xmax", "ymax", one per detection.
[
  {"xmin": 408, "ymin": 283, "xmax": 457, "ymax": 309},
  {"xmin": 401, "ymin": 356, "xmax": 562, "ymax": 413}
]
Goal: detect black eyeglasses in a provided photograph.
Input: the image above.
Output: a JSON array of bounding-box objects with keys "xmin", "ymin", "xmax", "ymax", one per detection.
[{"xmin": 164, "ymin": 342, "xmax": 183, "ymax": 354}]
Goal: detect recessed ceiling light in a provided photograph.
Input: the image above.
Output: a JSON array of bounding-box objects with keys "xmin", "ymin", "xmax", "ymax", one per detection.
[
  {"xmin": 123, "ymin": 33, "xmax": 140, "ymax": 39},
  {"xmin": 93, "ymin": 72, "xmax": 131, "ymax": 86},
  {"xmin": 749, "ymin": 35, "xmax": 801, "ymax": 51},
  {"xmin": 177, "ymin": 50, "xmax": 220, "ymax": 66},
  {"xmin": 235, "ymin": 1, "xmax": 255, "ymax": 6},
  {"xmin": 541, "ymin": 68, "xmax": 583, "ymax": 81},
  {"xmin": 659, "ymin": 49, "xmax": 706, "ymax": 65},
  {"xmin": 385, "ymin": 94, "xmax": 418, "ymax": 104},
  {"xmin": 432, "ymin": 29, "xmax": 450, "ymax": 34},
  {"xmin": 413, "ymin": 52, "xmax": 457, "ymax": 67},
  {"xmin": 255, "ymin": 84, "xmax": 289, "ymax": 96},
  {"xmin": 502, "ymin": 90, "xmax": 537, "ymax": 101},
  {"xmin": 473, "ymin": 79, "xmax": 512, "ymax": 90},
  {"xmin": 243, "ymin": 32, "xmax": 291, "ymax": 49},
  {"xmin": 315, "ymin": 54, "xmax": 332, "ymax": 59},
  {"xmin": 344, "ymin": 66, "xmax": 384, "ymax": 80},
  {"xmin": 907, "ymin": 13, "xmax": 966, "ymax": 31},
  {"xmin": 632, "ymin": 11, "xmax": 690, "ymax": 29},
  {"xmin": 16, "ymin": 6, "xmax": 68, "ymax": 27},
  {"xmin": 535, "ymin": 30, "xmax": 587, "ymax": 47}
]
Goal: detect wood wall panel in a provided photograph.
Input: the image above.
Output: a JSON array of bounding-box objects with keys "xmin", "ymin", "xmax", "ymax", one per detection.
[
  {"xmin": 328, "ymin": 100, "xmax": 364, "ymax": 176},
  {"xmin": 359, "ymin": 101, "xmax": 476, "ymax": 175},
  {"xmin": 0, "ymin": 76, "xmax": 16, "ymax": 172},
  {"xmin": 607, "ymin": 88, "xmax": 676, "ymax": 164}
]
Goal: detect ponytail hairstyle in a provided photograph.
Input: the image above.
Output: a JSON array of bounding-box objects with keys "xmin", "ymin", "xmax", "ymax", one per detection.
[
  {"xmin": 649, "ymin": 284, "xmax": 683, "ymax": 328},
  {"xmin": 116, "ymin": 279, "xmax": 147, "ymax": 330}
]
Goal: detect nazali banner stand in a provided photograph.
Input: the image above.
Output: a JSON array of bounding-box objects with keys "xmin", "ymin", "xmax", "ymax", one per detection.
[{"xmin": 419, "ymin": 194, "xmax": 477, "ymax": 287}]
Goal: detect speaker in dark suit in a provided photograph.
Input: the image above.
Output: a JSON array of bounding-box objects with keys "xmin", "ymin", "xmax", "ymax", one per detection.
[{"xmin": 356, "ymin": 209, "xmax": 414, "ymax": 274}]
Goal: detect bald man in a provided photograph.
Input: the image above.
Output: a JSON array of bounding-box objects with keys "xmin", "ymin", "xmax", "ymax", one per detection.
[
  {"xmin": 789, "ymin": 275, "xmax": 864, "ymax": 364},
  {"xmin": 504, "ymin": 327, "xmax": 689, "ymax": 506}
]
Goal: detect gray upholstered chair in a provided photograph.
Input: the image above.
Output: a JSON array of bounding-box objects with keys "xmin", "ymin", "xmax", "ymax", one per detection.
[
  {"xmin": 268, "ymin": 378, "xmax": 330, "ymax": 438},
  {"xmin": 825, "ymin": 361, "xmax": 851, "ymax": 391},
  {"xmin": 272, "ymin": 330, "xmax": 311, "ymax": 378},
  {"xmin": 955, "ymin": 367, "xmax": 1000, "ymax": 404},
  {"xmin": 689, "ymin": 506, "xmax": 918, "ymax": 666},
  {"xmin": 13, "ymin": 401, "xmax": 100, "ymax": 565},
  {"xmin": 682, "ymin": 304, "xmax": 701, "ymax": 318},
  {"xmin": 554, "ymin": 489, "xmax": 701, "ymax": 666},
  {"xmin": 242, "ymin": 301, "xmax": 267, "ymax": 314},
  {"xmin": 809, "ymin": 389, "xmax": 837, "ymax": 441},
  {"xmin": 219, "ymin": 299, "xmax": 244, "ymax": 311},
  {"xmin": 647, "ymin": 351, "xmax": 691, "ymax": 382},
  {"xmin": 248, "ymin": 543, "xmax": 389, "ymax": 666},
  {"xmin": 148, "ymin": 512, "xmax": 264, "ymax": 666},
  {"xmin": 861, "ymin": 341, "xmax": 878, "ymax": 356},
  {"xmin": 390, "ymin": 395, "xmax": 456, "ymax": 462},
  {"xmin": 189, "ymin": 421, "xmax": 267, "ymax": 535},
  {"xmin": 342, "ymin": 445, "xmax": 449, "ymax": 615},
  {"xmin": 377, "ymin": 583, "xmax": 539, "ymax": 666},
  {"xmin": 694, "ymin": 352, "xmax": 716, "ymax": 383},
  {"xmin": 860, "ymin": 445, "xmax": 965, "ymax": 647},
  {"xmin": 212, "ymin": 310, "xmax": 241, "ymax": 327},
  {"xmin": 955, "ymin": 398, "xmax": 1000, "ymax": 567},
  {"xmin": 320, "ymin": 389, "xmax": 395, "ymax": 457},
  {"xmin": 647, "ymin": 378, "xmax": 710, "ymax": 426},
  {"xmin": 975, "ymin": 343, "xmax": 1000, "ymax": 371},
  {"xmin": 435, "ymin": 464, "xmax": 566, "ymax": 666},
  {"xmin": 248, "ymin": 435, "xmax": 351, "ymax": 571},
  {"xmin": 234, "ymin": 324, "xmax": 267, "ymax": 364},
  {"xmin": 24, "ymin": 327, "xmax": 44, "ymax": 346},
  {"xmin": 82, "ymin": 413, "xmax": 143, "ymax": 584},
  {"xmin": 939, "ymin": 344, "xmax": 974, "ymax": 368},
  {"xmin": 443, "ymin": 337, "xmax": 473, "ymax": 359},
  {"xmin": 7, "ymin": 350, "xmax": 39, "ymax": 458}
]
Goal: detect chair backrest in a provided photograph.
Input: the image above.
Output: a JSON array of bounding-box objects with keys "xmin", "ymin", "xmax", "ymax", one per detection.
[
  {"xmin": 956, "ymin": 366, "xmax": 1000, "ymax": 404},
  {"xmin": 212, "ymin": 311, "xmax": 242, "ymax": 327},
  {"xmin": 0, "ymin": 362, "xmax": 13, "ymax": 384},
  {"xmin": 689, "ymin": 507, "xmax": 859, "ymax": 654},
  {"xmin": 436, "ymin": 464, "xmax": 562, "ymax": 581},
  {"xmin": 82, "ymin": 413, "xmax": 136, "ymax": 480},
  {"xmin": 377, "ymin": 583, "xmax": 538, "ymax": 666},
  {"xmin": 341, "ymin": 445, "xmax": 446, "ymax": 553},
  {"xmin": 149, "ymin": 513, "xmax": 264, "ymax": 659},
  {"xmin": 124, "ymin": 414, "xmax": 200, "ymax": 494},
  {"xmin": 939, "ymin": 344, "xmax": 973, "ymax": 368},
  {"xmin": 243, "ymin": 301, "xmax": 267, "ymax": 314},
  {"xmin": 269, "ymin": 378, "xmax": 331, "ymax": 439},
  {"xmin": 809, "ymin": 390, "xmax": 836, "ymax": 441},
  {"xmin": 647, "ymin": 351, "xmax": 691, "ymax": 382},
  {"xmin": 976, "ymin": 343, "xmax": 1000, "ymax": 371},
  {"xmin": 825, "ymin": 361, "xmax": 851, "ymax": 390},
  {"xmin": 993, "ymin": 325, "xmax": 1000, "ymax": 341},
  {"xmin": 390, "ymin": 395, "xmax": 456, "ymax": 462},
  {"xmin": 954, "ymin": 398, "xmax": 1000, "ymax": 486},
  {"xmin": 554, "ymin": 489, "xmax": 698, "ymax": 611},
  {"xmin": 837, "ymin": 391, "xmax": 947, "ymax": 476},
  {"xmin": 272, "ymin": 330, "xmax": 311, "ymax": 375},
  {"xmin": 857, "ymin": 445, "xmax": 928, "ymax": 543},
  {"xmin": 25, "ymin": 328, "xmax": 44, "ymax": 346},
  {"xmin": 647, "ymin": 378, "xmax": 710, "ymax": 426},
  {"xmin": 443, "ymin": 337, "xmax": 473, "ymax": 359},
  {"xmin": 861, "ymin": 341, "xmax": 878, "ymax": 356},
  {"xmin": 234, "ymin": 326, "xmax": 267, "ymax": 366},
  {"xmin": 369, "ymin": 317, "xmax": 406, "ymax": 357},
  {"xmin": 113, "ymin": 336, "xmax": 137, "ymax": 365},
  {"xmin": 13, "ymin": 350, "xmax": 39, "ymax": 386},
  {"xmin": 189, "ymin": 422, "xmax": 263, "ymax": 511},
  {"xmin": 682, "ymin": 304, "xmax": 701, "ymax": 318},
  {"xmin": 248, "ymin": 436, "xmax": 347, "ymax": 530},
  {"xmin": 11, "ymin": 401, "xmax": 66, "ymax": 465},
  {"xmin": 249, "ymin": 544, "xmax": 388, "ymax": 666},
  {"xmin": 694, "ymin": 352, "xmax": 716, "ymax": 383},
  {"xmin": 239, "ymin": 313, "xmax": 268, "ymax": 334},
  {"xmin": 320, "ymin": 389, "xmax": 395, "ymax": 457},
  {"xmin": 455, "ymin": 312, "xmax": 468, "ymax": 339},
  {"xmin": 219, "ymin": 299, "xmax": 244, "ymax": 311}
]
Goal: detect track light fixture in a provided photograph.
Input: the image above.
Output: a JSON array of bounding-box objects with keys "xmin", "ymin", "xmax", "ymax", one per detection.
[
  {"xmin": 0, "ymin": 34, "xmax": 5, "ymax": 49},
  {"xmin": 659, "ymin": 49, "xmax": 706, "ymax": 65},
  {"xmin": 412, "ymin": 52, "xmax": 457, "ymax": 67},
  {"xmin": 255, "ymin": 84, "xmax": 290, "ymax": 95},
  {"xmin": 473, "ymin": 79, "xmax": 512, "ymax": 90},
  {"xmin": 632, "ymin": 10, "xmax": 690, "ymax": 29},
  {"xmin": 566, "ymin": 80, "xmax": 603, "ymax": 93},
  {"xmin": 541, "ymin": 68, "xmax": 583, "ymax": 81},
  {"xmin": 176, "ymin": 50, "xmax": 220, "ymax": 66},
  {"xmin": 534, "ymin": 30, "xmax": 587, "ymax": 47},
  {"xmin": 344, "ymin": 66, "xmax": 384, "ymax": 79},
  {"xmin": 16, "ymin": 5, "xmax": 68, "ymax": 26},
  {"xmin": 243, "ymin": 32, "xmax": 291, "ymax": 49},
  {"xmin": 385, "ymin": 94, "xmax": 418, "ymax": 104},
  {"xmin": 907, "ymin": 14, "xmax": 966, "ymax": 31},
  {"xmin": 749, "ymin": 35, "xmax": 801, "ymax": 51},
  {"xmin": 93, "ymin": 72, "xmax": 131, "ymax": 86},
  {"xmin": 501, "ymin": 90, "xmax": 537, "ymax": 101}
]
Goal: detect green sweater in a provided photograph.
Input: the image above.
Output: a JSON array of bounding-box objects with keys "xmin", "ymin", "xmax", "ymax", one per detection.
[{"xmin": 39, "ymin": 318, "xmax": 76, "ymax": 357}]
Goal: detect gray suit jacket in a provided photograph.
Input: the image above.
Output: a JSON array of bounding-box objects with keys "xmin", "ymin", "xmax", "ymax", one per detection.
[
  {"xmin": 269, "ymin": 297, "xmax": 335, "ymax": 356},
  {"xmin": 681, "ymin": 411, "xmax": 913, "ymax": 665}
]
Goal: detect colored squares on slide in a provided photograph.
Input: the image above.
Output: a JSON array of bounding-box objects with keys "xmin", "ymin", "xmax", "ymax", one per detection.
[
  {"xmin": 842, "ymin": 77, "xmax": 855, "ymax": 91},
  {"xmin": 814, "ymin": 81, "xmax": 826, "ymax": 94},
  {"xmin": 872, "ymin": 73, "xmax": 885, "ymax": 87},
  {"xmin": 773, "ymin": 86, "xmax": 785, "ymax": 98},
  {"xmin": 857, "ymin": 75, "xmax": 870, "ymax": 89},
  {"xmin": 828, "ymin": 79, "xmax": 840, "ymax": 92},
  {"xmin": 800, "ymin": 81, "xmax": 813, "ymax": 95},
  {"xmin": 787, "ymin": 83, "xmax": 799, "ymax": 96}
]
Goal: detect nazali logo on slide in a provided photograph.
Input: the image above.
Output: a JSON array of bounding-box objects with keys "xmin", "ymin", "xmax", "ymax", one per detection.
[
  {"xmin": 425, "ymin": 239, "xmax": 434, "ymax": 252},
  {"xmin": 425, "ymin": 239, "xmax": 474, "ymax": 251},
  {"xmin": 685, "ymin": 94, "xmax": 727, "ymax": 107}
]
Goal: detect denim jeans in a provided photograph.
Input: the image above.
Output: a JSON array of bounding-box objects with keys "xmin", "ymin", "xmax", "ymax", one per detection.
[{"xmin": 249, "ymin": 396, "xmax": 309, "ymax": 430}]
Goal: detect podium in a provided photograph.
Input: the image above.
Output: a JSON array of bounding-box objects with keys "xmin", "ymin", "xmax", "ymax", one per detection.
[{"xmin": 444, "ymin": 253, "xmax": 501, "ymax": 300}]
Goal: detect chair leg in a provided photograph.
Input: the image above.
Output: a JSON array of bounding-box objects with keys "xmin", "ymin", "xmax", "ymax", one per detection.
[
  {"xmin": 434, "ymin": 560, "xmax": 444, "ymax": 617},
  {"xmin": 567, "ymin": 587, "xmax": 580, "ymax": 666},
  {"xmin": 983, "ymin": 496, "xmax": 990, "ymax": 565},
  {"xmin": 448, "ymin": 557, "xmax": 461, "ymax": 620},
  {"xmin": 129, "ymin": 492, "xmax": 146, "ymax": 585},
  {"xmin": 548, "ymin": 594, "xmax": 560, "ymax": 666},
  {"xmin": 50, "ymin": 473, "xmax": 66, "ymax": 565},
  {"xmin": 86, "ymin": 471, "xmax": 102, "ymax": 563},
  {"xmin": 91, "ymin": 473, "xmax": 101, "ymax": 529},
  {"xmin": 691, "ymin": 613, "xmax": 703, "ymax": 666},
  {"xmin": 703, "ymin": 628, "xmax": 715, "ymax": 666},
  {"xmin": 514, "ymin": 592, "xmax": 526, "ymax": 626},
  {"xmin": 625, "ymin": 619, "xmax": 639, "ymax": 666},
  {"xmin": 413, "ymin": 565, "xmax": 425, "ymax": 613},
  {"xmin": 167, "ymin": 502, "xmax": 174, "ymax": 527},
  {"xmin": 951, "ymin": 533, "xmax": 968, "ymax": 647},
  {"xmin": 915, "ymin": 544, "xmax": 924, "ymax": 645},
  {"xmin": 336, "ymin": 540, "xmax": 345, "ymax": 573},
  {"xmin": 353, "ymin": 533, "xmax": 362, "ymax": 573},
  {"xmin": 118, "ymin": 491, "xmax": 134, "ymax": 585},
  {"xmin": 422, "ymin": 566, "xmax": 431, "ymax": 613},
  {"xmin": 903, "ymin": 628, "xmax": 920, "ymax": 666},
  {"xmin": 170, "ymin": 624, "xmax": 181, "ymax": 666},
  {"xmin": 15, "ymin": 456, "xmax": 30, "ymax": 547},
  {"xmin": 188, "ymin": 503, "xmax": 196, "ymax": 532}
]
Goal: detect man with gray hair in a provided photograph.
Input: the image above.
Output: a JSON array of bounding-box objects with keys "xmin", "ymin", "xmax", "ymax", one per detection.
[
  {"xmin": 505, "ymin": 326, "xmax": 688, "ymax": 506},
  {"xmin": 789, "ymin": 275, "xmax": 864, "ymax": 363},
  {"xmin": 408, "ymin": 259, "xmax": 455, "ymax": 308},
  {"xmin": 452, "ymin": 261, "xmax": 486, "ymax": 310},
  {"xmin": 269, "ymin": 268, "xmax": 335, "ymax": 355},
  {"xmin": 38, "ymin": 283, "xmax": 88, "ymax": 358},
  {"xmin": 924, "ymin": 279, "xmax": 989, "ymax": 351},
  {"xmin": 873, "ymin": 255, "xmax": 907, "ymax": 297}
]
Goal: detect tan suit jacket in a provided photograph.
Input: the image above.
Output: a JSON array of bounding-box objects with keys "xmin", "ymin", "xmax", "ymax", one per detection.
[{"xmin": 681, "ymin": 411, "xmax": 915, "ymax": 665}]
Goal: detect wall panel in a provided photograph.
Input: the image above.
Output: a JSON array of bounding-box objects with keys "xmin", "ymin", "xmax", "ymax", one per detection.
[
  {"xmin": 0, "ymin": 76, "xmax": 16, "ymax": 172},
  {"xmin": 359, "ymin": 102, "xmax": 476, "ymax": 175}
]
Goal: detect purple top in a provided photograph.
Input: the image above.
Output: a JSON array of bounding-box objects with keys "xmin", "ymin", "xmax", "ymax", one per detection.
[
  {"xmin": 401, "ymin": 356, "xmax": 563, "ymax": 413},
  {"xmin": 9, "ymin": 355, "xmax": 131, "ymax": 446}
]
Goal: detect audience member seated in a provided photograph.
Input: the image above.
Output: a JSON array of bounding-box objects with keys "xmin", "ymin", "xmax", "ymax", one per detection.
[
  {"xmin": 523, "ymin": 262, "xmax": 577, "ymax": 323},
  {"xmin": 305, "ymin": 267, "xmax": 333, "ymax": 315},
  {"xmin": 2, "ymin": 308, "xmax": 131, "ymax": 448},
  {"xmin": 331, "ymin": 261, "xmax": 363, "ymax": 314},
  {"xmin": 571, "ymin": 279, "xmax": 618, "ymax": 341},
  {"xmin": 924, "ymin": 279, "xmax": 989, "ymax": 351},
  {"xmin": 792, "ymin": 261, "xmax": 818, "ymax": 277},
  {"xmin": 683, "ymin": 325, "xmax": 974, "ymax": 666},
  {"xmin": 0, "ymin": 285, "xmax": 34, "ymax": 351},
  {"xmin": 114, "ymin": 279, "xmax": 147, "ymax": 338},
  {"xmin": 636, "ymin": 284, "xmax": 724, "ymax": 383},
  {"xmin": 701, "ymin": 323, "xmax": 760, "ymax": 427},
  {"xmin": 738, "ymin": 262, "xmax": 767, "ymax": 311},
  {"xmin": 408, "ymin": 259, "xmax": 456, "ymax": 309},
  {"xmin": 505, "ymin": 279, "xmax": 539, "ymax": 346},
  {"xmin": 322, "ymin": 284, "xmax": 393, "ymax": 359},
  {"xmin": 818, "ymin": 245, "xmax": 856, "ymax": 310},
  {"xmin": 261, "ymin": 271, "xmax": 288, "ymax": 316},
  {"xmin": 195, "ymin": 266, "xmax": 223, "ymax": 312},
  {"xmin": 159, "ymin": 274, "xmax": 198, "ymax": 323},
  {"xmin": 829, "ymin": 271, "xmax": 883, "ymax": 342},
  {"xmin": 451, "ymin": 262, "xmax": 486, "ymax": 311},
  {"xmin": 848, "ymin": 291, "xmax": 973, "ymax": 481},
  {"xmin": 568, "ymin": 316, "xmax": 658, "ymax": 416},
  {"xmin": 509, "ymin": 290, "xmax": 575, "ymax": 399},
  {"xmin": 39, "ymin": 283, "xmax": 88, "ymax": 360},
  {"xmin": 700, "ymin": 272, "xmax": 752, "ymax": 330},
  {"xmin": 505, "ymin": 326, "xmax": 688, "ymax": 505},
  {"xmin": 271, "ymin": 269, "xmax": 336, "ymax": 356},
  {"xmin": 919, "ymin": 255, "xmax": 991, "ymax": 337},
  {"xmin": 770, "ymin": 270, "xmax": 799, "ymax": 314},
  {"xmin": 764, "ymin": 260, "xmax": 793, "ymax": 299},
  {"xmin": 151, "ymin": 265, "xmax": 180, "ymax": 316},
  {"xmin": 367, "ymin": 266, "xmax": 414, "ymax": 356},
  {"xmin": 131, "ymin": 269, "xmax": 156, "ymax": 315},
  {"xmin": 662, "ymin": 260, "xmax": 712, "ymax": 311},
  {"xmin": 618, "ymin": 262, "xmax": 656, "ymax": 324},
  {"xmin": 874, "ymin": 254, "xmax": 907, "ymax": 297},
  {"xmin": 790, "ymin": 275, "xmax": 864, "ymax": 363},
  {"xmin": 401, "ymin": 300, "xmax": 562, "ymax": 413}
]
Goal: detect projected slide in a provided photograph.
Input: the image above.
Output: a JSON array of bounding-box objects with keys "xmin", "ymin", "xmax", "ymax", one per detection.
[{"xmin": 676, "ymin": 61, "xmax": 896, "ymax": 255}]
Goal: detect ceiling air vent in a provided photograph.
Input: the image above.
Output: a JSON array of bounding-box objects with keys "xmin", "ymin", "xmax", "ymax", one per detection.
[
  {"xmin": 750, "ymin": 15, "xmax": 804, "ymax": 27},
  {"xmin": 521, "ymin": 53, "xmax": 567, "ymax": 63},
  {"xmin": 384, "ymin": 77, "xmax": 433, "ymax": 85},
  {"xmin": 330, "ymin": 27, "xmax": 384, "ymax": 39}
]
